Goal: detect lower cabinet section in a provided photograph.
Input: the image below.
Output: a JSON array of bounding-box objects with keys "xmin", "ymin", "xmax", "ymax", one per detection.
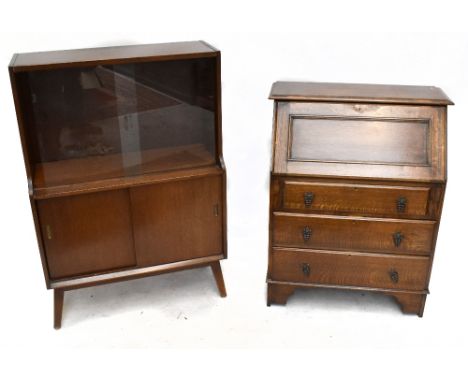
[
  {"xmin": 270, "ymin": 248, "xmax": 429, "ymax": 291},
  {"xmin": 37, "ymin": 174, "xmax": 224, "ymax": 280},
  {"xmin": 36, "ymin": 172, "xmax": 227, "ymax": 328},
  {"xmin": 37, "ymin": 190, "xmax": 136, "ymax": 279}
]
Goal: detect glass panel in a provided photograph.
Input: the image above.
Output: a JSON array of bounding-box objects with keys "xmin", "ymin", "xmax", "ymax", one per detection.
[
  {"xmin": 25, "ymin": 58, "xmax": 217, "ymax": 188},
  {"xmin": 290, "ymin": 117, "xmax": 429, "ymax": 165}
]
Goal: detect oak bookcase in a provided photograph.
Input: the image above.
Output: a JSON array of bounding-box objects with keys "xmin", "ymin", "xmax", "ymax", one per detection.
[{"xmin": 9, "ymin": 41, "xmax": 227, "ymax": 328}]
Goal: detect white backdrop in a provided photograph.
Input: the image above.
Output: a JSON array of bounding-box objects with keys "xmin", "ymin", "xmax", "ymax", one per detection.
[{"xmin": 1, "ymin": 0, "xmax": 467, "ymax": 379}]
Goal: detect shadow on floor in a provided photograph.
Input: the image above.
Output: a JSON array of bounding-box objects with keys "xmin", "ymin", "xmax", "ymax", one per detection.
[
  {"xmin": 281, "ymin": 287, "xmax": 406, "ymax": 316},
  {"xmin": 61, "ymin": 268, "xmax": 414, "ymax": 327},
  {"xmin": 62, "ymin": 267, "xmax": 220, "ymax": 327}
]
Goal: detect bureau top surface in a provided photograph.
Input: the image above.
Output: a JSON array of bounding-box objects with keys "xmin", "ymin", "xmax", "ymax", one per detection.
[
  {"xmin": 9, "ymin": 41, "xmax": 218, "ymax": 72},
  {"xmin": 269, "ymin": 81, "xmax": 453, "ymax": 106}
]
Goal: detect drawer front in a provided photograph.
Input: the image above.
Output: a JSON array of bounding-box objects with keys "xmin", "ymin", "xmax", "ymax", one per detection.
[
  {"xmin": 282, "ymin": 181, "xmax": 430, "ymax": 217},
  {"xmin": 271, "ymin": 248, "xmax": 429, "ymax": 291},
  {"xmin": 273, "ymin": 213, "xmax": 435, "ymax": 255}
]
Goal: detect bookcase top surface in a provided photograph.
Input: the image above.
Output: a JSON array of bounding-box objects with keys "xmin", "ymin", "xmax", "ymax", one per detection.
[
  {"xmin": 269, "ymin": 81, "xmax": 453, "ymax": 106},
  {"xmin": 10, "ymin": 41, "xmax": 218, "ymax": 72}
]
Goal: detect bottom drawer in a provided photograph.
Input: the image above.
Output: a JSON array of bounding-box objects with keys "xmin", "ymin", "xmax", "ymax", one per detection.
[{"xmin": 270, "ymin": 248, "xmax": 429, "ymax": 291}]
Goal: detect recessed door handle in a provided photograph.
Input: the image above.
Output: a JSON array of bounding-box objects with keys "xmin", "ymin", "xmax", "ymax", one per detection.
[{"xmin": 46, "ymin": 225, "xmax": 52, "ymax": 240}]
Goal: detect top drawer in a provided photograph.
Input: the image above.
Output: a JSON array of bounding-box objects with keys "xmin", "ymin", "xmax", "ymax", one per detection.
[
  {"xmin": 272, "ymin": 102, "xmax": 447, "ymax": 181},
  {"xmin": 282, "ymin": 180, "xmax": 430, "ymax": 218}
]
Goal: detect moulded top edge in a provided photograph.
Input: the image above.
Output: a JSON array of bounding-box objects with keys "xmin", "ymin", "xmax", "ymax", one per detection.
[
  {"xmin": 10, "ymin": 40, "xmax": 219, "ymax": 72},
  {"xmin": 270, "ymin": 170, "xmax": 447, "ymax": 184},
  {"xmin": 269, "ymin": 81, "xmax": 454, "ymax": 106}
]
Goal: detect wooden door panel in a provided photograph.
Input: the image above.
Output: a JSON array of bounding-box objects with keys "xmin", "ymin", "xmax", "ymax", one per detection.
[
  {"xmin": 130, "ymin": 175, "xmax": 223, "ymax": 266},
  {"xmin": 37, "ymin": 190, "xmax": 136, "ymax": 279}
]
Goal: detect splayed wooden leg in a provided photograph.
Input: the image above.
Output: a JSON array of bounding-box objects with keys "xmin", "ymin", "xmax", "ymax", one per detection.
[
  {"xmin": 210, "ymin": 261, "xmax": 227, "ymax": 297},
  {"xmin": 54, "ymin": 289, "xmax": 64, "ymax": 329}
]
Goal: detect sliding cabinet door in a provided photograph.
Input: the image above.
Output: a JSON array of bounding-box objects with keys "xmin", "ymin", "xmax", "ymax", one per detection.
[
  {"xmin": 37, "ymin": 190, "xmax": 136, "ymax": 279},
  {"xmin": 130, "ymin": 176, "xmax": 223, "ymax": 266}
]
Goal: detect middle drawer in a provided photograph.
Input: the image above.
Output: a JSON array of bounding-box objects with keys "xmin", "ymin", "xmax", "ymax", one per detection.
[{"xmin": 272, "ymin": 212, "xmax": 435, "ymax": 255}]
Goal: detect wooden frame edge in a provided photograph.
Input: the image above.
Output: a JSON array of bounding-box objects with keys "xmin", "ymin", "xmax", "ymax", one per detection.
[{"xmin": 51, "ymin": 255, "xmax": 225, "ymax": 291}]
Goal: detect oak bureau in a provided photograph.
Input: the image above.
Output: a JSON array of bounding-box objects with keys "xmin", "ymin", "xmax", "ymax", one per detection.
[
  {"xmin": 9, "ymin": 41, "xmax": 227, "ymax": 328},
  {"xmin": 267, "ymin": 81, "xmax": 452, "ymax": 316}
]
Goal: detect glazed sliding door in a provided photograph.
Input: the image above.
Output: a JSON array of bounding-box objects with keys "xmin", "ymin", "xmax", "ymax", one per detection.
[
  {"xmin": 26, "ymin": 58, "xmax": 218, "ymax": 191},
  {"xmin": 130, "ymin": 176, "xmax": 223, "ymax": 266},
  {"xmin": 37, "ymin": 190, "xmax": 136, "ymax": 279}
]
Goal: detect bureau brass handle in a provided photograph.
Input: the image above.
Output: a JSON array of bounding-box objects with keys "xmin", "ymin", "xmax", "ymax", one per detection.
[
  {"xmin": 396, "ymin": 197, "xmax": 407, "ymax": 213},
  {"xmin": 304, "ymin": 192, "xmax": 314, "ymax": 207},
  {"xmin": 389, "ymin": 269, "xmax": 399, "ymax": 284},
  {"xmin": 302, "ymin": 263, "xmax": 311, "ymax": 277},
  {"xmin": 303, "ymin": 226, "xmax": 312, "ymax": 241},
  {"xmin": 392, "ymin": 231, "xmax": 404, "ymax": 247}
]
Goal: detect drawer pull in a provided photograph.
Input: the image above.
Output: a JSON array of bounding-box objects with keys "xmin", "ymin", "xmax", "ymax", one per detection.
[
  {"xmin": 392, "ymin": 231, "xmax": 404, "ymax": 247},
  {"xmin": 303, "ymin": 226, "xmax": 312, "ymax": 241},
  {"xmin": 304, "ymin": 192, "xmax": 314, "ymax": 207},
  {"xmin": 302, "ymin": 263, "xmax": 311, "ymax": 277},
  {"xmin": 389, "ymin": 269, "xmax": 399, "ymax": 284},
  {"xmin": 301, "ymin": 263, "xmax": 310, "ymax": 277},
  {"xmin": 396, "ymin": 197, "xmax": 407, "ymax": 213}
]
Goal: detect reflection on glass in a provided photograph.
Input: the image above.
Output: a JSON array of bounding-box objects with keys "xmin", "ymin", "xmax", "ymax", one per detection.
[{"xmin": 25, "ymin": 58, "xmax": 217, "ymax": 188}]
